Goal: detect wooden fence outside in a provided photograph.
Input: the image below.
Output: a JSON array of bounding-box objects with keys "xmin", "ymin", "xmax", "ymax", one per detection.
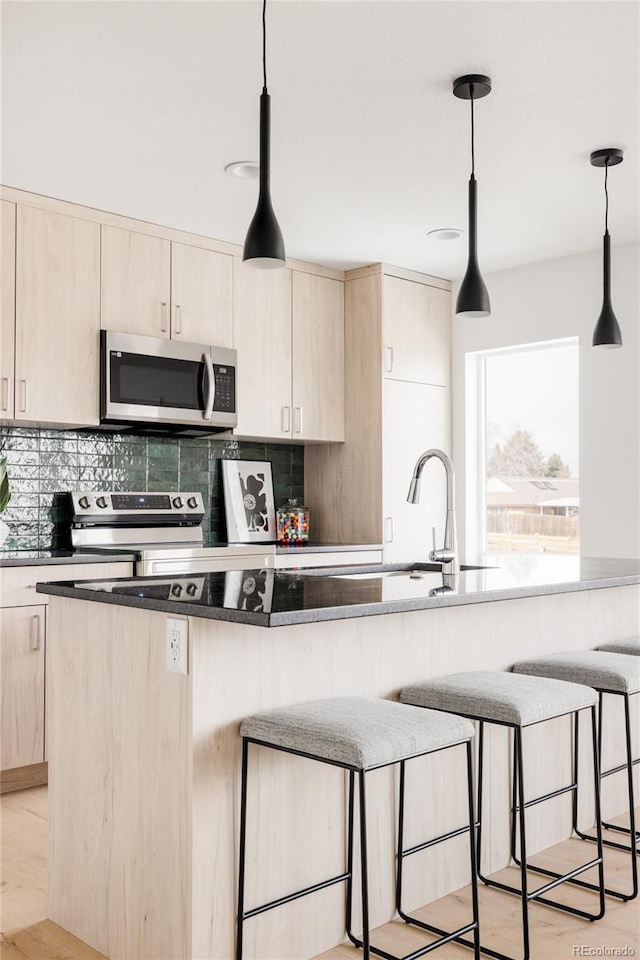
[{"xmin": 487, "ymin": 512, "xmax": 580, "ymax": 538}]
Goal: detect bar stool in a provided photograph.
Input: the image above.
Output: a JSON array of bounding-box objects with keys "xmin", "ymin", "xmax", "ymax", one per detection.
[
  {"xmin": 236, "ymin": 696, "xmax": 480, "ymax": 960},
  {"xmin": 401, "ymin": 671, "xmax": 605, "ymax": 960},
  {"xmin": 513, "ymin": 650, "xmax": 640, "ymax": 901},
  {"xmin": 596, "ymin": 637, "xmax": 640, "ymax": 656}
]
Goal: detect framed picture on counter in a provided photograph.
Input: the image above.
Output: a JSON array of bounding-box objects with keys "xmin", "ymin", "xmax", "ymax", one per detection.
[{"xmin": 222, "ymin": 459, "xmax": 276, "ymax": 543}]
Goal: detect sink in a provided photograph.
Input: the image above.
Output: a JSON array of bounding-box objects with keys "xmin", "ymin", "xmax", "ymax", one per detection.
[
  {"xmin": 293, "ymin": 562, "xmax": 492, "ymax": 579},
  {"xmin": 331, "ymin": 569, "xmax": 432, "ymax": 580}
]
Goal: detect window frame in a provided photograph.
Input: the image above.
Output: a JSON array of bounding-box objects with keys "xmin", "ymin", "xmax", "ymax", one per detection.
[{"xmin": 465, "ymin": 337, "xmax": 579, "ymax": 558}]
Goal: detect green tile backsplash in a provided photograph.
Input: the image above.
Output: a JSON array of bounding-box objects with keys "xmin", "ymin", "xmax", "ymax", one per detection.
[{"xmin": 0, "ymin": 427, "xmax": 304, "ymax": 550}]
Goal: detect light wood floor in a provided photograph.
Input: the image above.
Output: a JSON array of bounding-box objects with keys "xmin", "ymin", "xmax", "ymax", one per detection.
[{"xmin": 1, "ymin": 787, "xmax": 638, "ymax": 960}]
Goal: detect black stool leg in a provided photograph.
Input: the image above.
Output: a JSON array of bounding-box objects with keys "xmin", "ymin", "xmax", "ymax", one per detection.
[
  {"xmin": 359, "ymin": 770, "xmax": 371, "ymax": 959},
  {"xmin": 465, "ymin": 740, "xmax": 482, "ymax": 960},
  {"xmin": 510, "ymin": 729, "xmax": 519, "ymax": 864},
  {"xmin": 514, "ymin": 727, "xmax": 531, "ymax": 960},
  {"xmin": 236, "ymin": 737, "xmax": 249, "ymax": 960},
  {"xmin": 395, "ymin": 760, "xmax": 406, "ymax": 916},
  {"xmin": 620, "ymin": 696, "xmax": 639, "ymax": 894},
  {"xmin": 590, "ymin": 704, "xmax": 606, "ymax": 919},
  {"xmin": 346, "ymin": 770, "xmax": 358, "ymax": 946},
  {"xmin": 476, "ymin": 721, "xmax": 489, "ymax": 884}
]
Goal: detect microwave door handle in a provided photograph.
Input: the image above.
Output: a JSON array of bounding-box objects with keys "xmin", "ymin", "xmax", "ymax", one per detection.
[{"xmin": 203, "ymin": 353, "xmax": 215, "ymax": 420}]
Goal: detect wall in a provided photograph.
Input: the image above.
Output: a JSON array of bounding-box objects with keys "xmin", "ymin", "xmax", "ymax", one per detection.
[
  {"xmin": 453, "ymin": 241, "xmax": 640, "ymax": 559},
  {"xmin": 0, "ymin": 427, "xmax": 303, "ymax": 550}
]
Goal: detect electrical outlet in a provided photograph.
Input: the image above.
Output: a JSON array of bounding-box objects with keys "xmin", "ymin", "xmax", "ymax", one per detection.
[{"xmin": 166, "ymin": 617, "xmax": 188, "ymax": 675}]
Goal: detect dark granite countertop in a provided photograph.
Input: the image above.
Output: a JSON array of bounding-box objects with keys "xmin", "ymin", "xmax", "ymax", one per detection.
[
  {"xmin": 0, "ymin": 548, "xmax": 137, "ymax": 567},
  {"xmin": 35, "ymin": 554, "xmax": 640, "ymax": 627}
]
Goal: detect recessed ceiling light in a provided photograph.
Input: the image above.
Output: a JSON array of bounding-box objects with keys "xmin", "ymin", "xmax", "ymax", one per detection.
[
  {"xmin": 427, "ymin": 227, "xmax": 464, "ymax": 241},
  {"xmin": 225, "ymin": 161, "xmax": 259, "ymax": 180}
]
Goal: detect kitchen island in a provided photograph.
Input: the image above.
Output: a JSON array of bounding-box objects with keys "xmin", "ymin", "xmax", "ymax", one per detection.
[{"xmin": 38, "ymin": 556, "xmax": 640, "ymax": 960}]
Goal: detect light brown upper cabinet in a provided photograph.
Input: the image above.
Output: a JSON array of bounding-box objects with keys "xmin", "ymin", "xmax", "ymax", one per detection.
[
  {"xmin": 234, "ymin": 263, "xmax": 292, "ymax": 439},
  {"xmin": 15, "ymin": 206, "xmax": 100, "ymax": 426},
  {"xmin": 382, "ymin": 275, "xmax": 451, "ymax": 387},
  {"xmin": 0, "ymin": 201, "xmax": 16, "ymax": 419},
  {"xmin": 101, "ymin": 226, "xmax": 171, "ymax": 338},
  {"xmin": 233, "ymin": 267, "xmax": 344, "ymax": 443},
  {"xmin": 292, "ymin": 272, "xmax": 345, "ymax": 443},
  {"xmin": 171, "ymin": 242, "xmax": 233, "ymax": 347},
  {"xmin": 101, "ymin": 227, "xmax": 233, "ymax": 347}
]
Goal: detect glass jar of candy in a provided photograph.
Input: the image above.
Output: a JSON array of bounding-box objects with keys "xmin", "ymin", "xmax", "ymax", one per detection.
[{"xmin": 277, "ymin": 498, "xmax": 310, "ymax": 544}]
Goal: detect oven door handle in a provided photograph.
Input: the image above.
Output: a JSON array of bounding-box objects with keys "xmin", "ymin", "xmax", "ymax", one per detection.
[{"xmin": 202, "ymin": 353, "xmax": 215, "ymax": 420}]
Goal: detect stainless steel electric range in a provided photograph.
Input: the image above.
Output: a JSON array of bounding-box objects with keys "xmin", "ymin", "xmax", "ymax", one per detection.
[{"xmin": 69, "ymin": 490, "xmax": 274, "ymax": 576}]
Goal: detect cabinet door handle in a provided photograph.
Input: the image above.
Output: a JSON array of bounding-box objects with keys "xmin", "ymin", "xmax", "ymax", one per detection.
[
  {"xmin": 31, "ymin": 614, "xmax": 42, "ymax": 651},
  {"xmin": 161, "ymin": 301, "xmax": 168, "ymax": 333},
  {"xmin": 1, "ymin": 377, "xmax": 9, "ymax": 411},
  {"xmin": 19, "ymin": 379, "xmax": 28, "ymax": 413},
  {"xmin": 294, "ymin": 406, "xmax": 303, "ymax": 434},
  {"xmin": 385, "ymin": 345, "xmax": 394, "ymax": 373},
  {"xmin": 175, "ymin": 304, "xmax": 182, "ymax": 335},
  {"xmin": 384, "ymin": 517, "xmax": 394, "ymax": 542},
  {"xmin": 282, "ymin": 406, "xmax": 291, "ymax": 433}
]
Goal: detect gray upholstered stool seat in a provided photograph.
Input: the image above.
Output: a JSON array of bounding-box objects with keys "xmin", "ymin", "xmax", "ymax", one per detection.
[
  {"xmin": 596, "ymin": 637, "xmax": 640, "ymax": 657},
  {"xmin": 512, "ymin": 650, "xmax": 640, "ymax": 695},
  {"xmin": 240, "ymin": 696, "xmax": 474, "ymax": 770},
  {"xmin": 400, "ymin": 669, "xmax": 598, "ymax": 726}
]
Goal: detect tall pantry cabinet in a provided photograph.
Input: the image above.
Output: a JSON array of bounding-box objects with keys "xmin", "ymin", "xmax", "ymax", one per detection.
[{"xmin": 305, "ymin": 265, "xmax": 451, "ymax": 562}]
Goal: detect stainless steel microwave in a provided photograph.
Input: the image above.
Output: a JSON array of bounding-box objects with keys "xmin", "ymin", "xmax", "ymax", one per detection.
[{"xmin": 100, "ymin": 331, "xmax": 237, "ymax": 433}]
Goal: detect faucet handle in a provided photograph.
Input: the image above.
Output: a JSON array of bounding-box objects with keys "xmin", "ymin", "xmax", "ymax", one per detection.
[{"xmin": 432, "ymin": 526, "xmax": 437, "ymax": 552}]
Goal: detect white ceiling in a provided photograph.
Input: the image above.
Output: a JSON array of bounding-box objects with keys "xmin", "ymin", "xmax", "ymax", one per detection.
[{"xmin": 1, "ymin": 1, "xmax": 638, "ymax": 279}]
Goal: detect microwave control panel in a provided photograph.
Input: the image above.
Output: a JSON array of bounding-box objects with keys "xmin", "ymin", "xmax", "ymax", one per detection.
[{"xmin": 213, "ymin": 365, "xmax": 236, "ymax": 413}]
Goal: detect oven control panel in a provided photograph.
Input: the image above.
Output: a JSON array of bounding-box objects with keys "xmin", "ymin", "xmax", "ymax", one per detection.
[{"xmin": 71, "ymin": 491, "xmax": 205, "ymax": 517}]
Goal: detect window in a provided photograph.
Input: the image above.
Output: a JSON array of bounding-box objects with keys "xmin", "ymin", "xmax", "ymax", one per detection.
[{"xmin": 466, "ymin": 339, "xmax": 579, "ymax": 557}]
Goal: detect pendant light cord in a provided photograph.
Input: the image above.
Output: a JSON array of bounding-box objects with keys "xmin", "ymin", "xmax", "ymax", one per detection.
[
  {"xmin": 604, "ymin": 162, "xmax": 609, "ymax": 234},
  {"xmin": 470, "ymin": 91, "xmax": 475, "ymax": 177},
  {"xmin": 262, "ymin": 0, "xmax": 268, "ymax": 92}
]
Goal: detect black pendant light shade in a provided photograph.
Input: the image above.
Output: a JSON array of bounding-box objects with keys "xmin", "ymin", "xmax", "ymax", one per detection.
[
  {"xmin": 457, "ymin": 177, "xmax": 491, "ymax": 317},
  {"xmin": 453, "ymin": 74, "xmax": 492, "ymax": 318},
  {"xmin": 243, "ymin": 91, "xmax": 286, "ymax": 268},
  {"xmin": 242, "ymin": 1, "xmax": 286, "ymax": 269},
  {"xmin": 591, "ymin": 149, "xmax": 623, "ymax": 348}
]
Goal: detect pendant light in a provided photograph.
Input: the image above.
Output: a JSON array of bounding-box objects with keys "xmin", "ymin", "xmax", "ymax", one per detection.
[
  {"xmin": 453, "ymin": 74, "xmax": 492, "ymax": 318},
  {"xmin": 591, "ymin": 148, "xmax": 624, "ymax": 348},
  {"xmin": 242, "ymin": 0, "xmax": 286, "ymax": 269}
]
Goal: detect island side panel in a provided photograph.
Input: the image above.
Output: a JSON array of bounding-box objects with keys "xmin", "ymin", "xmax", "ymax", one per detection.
[
  {"xmin": 47, "ymin": 597, "xmax": 192, "ymax": 960},
  {"xmin": 190, "ymin": 584, "xmax": 639, "ymax": 960}
]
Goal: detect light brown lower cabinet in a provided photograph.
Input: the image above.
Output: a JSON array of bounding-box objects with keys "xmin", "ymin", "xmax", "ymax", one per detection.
[
  {"xmin": 0, "ymin": 560, "xmax": 133, "ymax": 791},
  {"xmin": 0, "ymin": 605, "xmax": 46, "ymax": 771}
]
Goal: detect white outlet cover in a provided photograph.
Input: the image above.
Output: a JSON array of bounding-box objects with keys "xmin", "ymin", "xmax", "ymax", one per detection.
[{"xmin": 166, "ymin": 617, "xmax": 188, "ymax": 675}]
